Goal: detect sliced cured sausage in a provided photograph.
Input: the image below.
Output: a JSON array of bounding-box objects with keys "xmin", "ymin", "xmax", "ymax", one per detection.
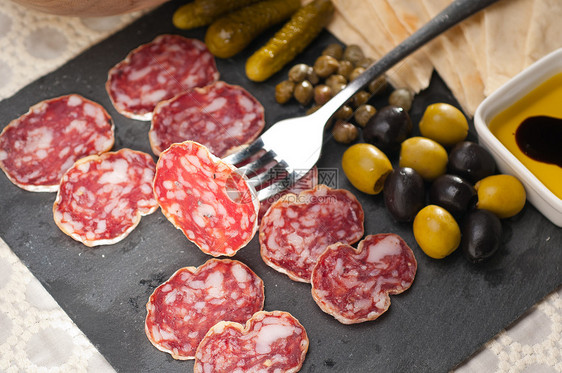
[
  {"xmin": 259, "ymin": 184, "xmax": 364, "ymax": 283},
  {"xmin": 106, "ymin": 34, "xmax": 219, "ymax": 121},
  {"xmin": 311, "ymin": 233, "xmax": 417, "ymax": 324},
  {"xmin": 53, "ymin": 148, "xmax": 157, "ymax": 247},
  {"xmin": 149, "ymin": 81, "xmax": 265, "ymax": 157},
  {"xmin": 153, "ymin": 141, "xmax": 259, "ymax": 257},
  {"xmin": 258, "ymin": 166, "xmax": 318, "ymax": 223},
  {"xmin": 0, "ymin": 94, "xmax": 114, "ymax": 192},
  {"xmin": 145, "ymin": 259, "xmax": 265, "ymax": 360},
  {"xmin": 194, "ymin": 310, "xmax": 308, "ymax": 373}
]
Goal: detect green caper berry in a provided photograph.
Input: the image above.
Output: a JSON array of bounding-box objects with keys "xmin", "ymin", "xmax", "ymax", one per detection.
[
  {"xmin": 354, "ymin": 104, "xmax": 376, "ymax": 127},
  {"xmin": 294, "ymin": 80, "xmax": 314, "ymax": 105},
  {"xmin": 288, "ymin": 64, "xmax": 310, "ymax": 83},
  {"xmin": 389, "ymin": 88, "xmax": 414, "ymax": 111},
  {"xmin": 275, "ymin": 80, "xmax": 295, "ymax": 104}
]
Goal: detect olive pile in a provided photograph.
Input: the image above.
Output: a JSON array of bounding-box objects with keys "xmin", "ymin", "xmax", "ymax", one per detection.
[
  {"xmin": 341, "ymin": 100, "xmax": 527, "ymax": 264},
  {"xmin": 275, "ymin": 43, "xmax": 414, "ymax": 144}
]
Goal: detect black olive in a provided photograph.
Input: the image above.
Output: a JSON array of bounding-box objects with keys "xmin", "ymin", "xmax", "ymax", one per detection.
[
  {"xmin": 448, "ymin": 141, "xmax": 496, "ymax": 183},
  {"xmin": 429, "ymin": 174, "xmax": 476, "ymax": 219},
  {"xmin": 363, "ymin": 105, "xmax": 412, "ymax": 154},
  {"xmin": 461, "ymin": 209, "xmax": 502, "ymax": 263},
  {"xmin": 383, "ymin": 167, "xmax": 425, "ymax": 222}
]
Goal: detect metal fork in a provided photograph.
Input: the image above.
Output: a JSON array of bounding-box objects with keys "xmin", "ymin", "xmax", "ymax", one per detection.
[{"xmin": 223, "ymin": 0, "xmax": 499, "ymax": 201}]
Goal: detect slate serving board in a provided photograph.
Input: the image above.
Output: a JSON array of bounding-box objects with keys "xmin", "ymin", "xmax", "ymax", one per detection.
[{"xmin": 0, "ymin": 1, "xmax": 560, "ymax": 372}]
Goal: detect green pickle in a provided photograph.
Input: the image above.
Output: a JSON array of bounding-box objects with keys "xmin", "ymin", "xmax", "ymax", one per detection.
[
  {"xmin": 205, "ymin": 0, "xmax": 300, "ymax": 58},
  {"xmin": 196, "ymin": 0, "xmax": 263, "ymax": 18},
  {"xmin": 245, "ymin": 0, "xmax": 335, "ymax": 82},
  {"xmin": 173, "ymin": 0, "xmax": 262, "ymax": 30}
]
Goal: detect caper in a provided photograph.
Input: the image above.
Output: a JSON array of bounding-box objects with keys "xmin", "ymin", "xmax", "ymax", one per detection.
[
  {"xmin": 288, "ymin": 63, "xmax": 310, "ymax": 83},
  {"xmin": 307, "ymin": 68, "xmax": 320, "ymax": 85},
  {"xmin": 349, "ymin": 67, "xmax": 366, "ymax": 81},
  {"xmin": 342, "ymin": 44, "xmax": 364, "ymax": 66},
  {"xmin": 354, "ymin": 104, "xmax": 376, "ymax": 127},
  {"xmin": 294, "ymin": 80, "xmax": 313, "ymax": 105},
  {"xmin": 368, "ymin": 75, "xmax": 387, "ymax": 95},
  {"xmin": 314, "ymin": 84, "xmax": 333, "ymax": 105},
  {"xmin": 332, "ymin": 120, "xmax": 358, "ymax": 144},
  {"xmin": 335, "ymin": 105, "xmax": 353, "ymax": 120},
  {"xmin": 337, "ymin": 60, "xmax": 354, "ymax": 80},
  {"xmin": 313, "ymin": 55, "xmax": 339, "ymax": 78},
  {"xmin": 331, "ymin": 83, "xmax": 346, "ymax": 95},
  {"xmin": 388, "ymin": 88, "xmax": 414, "ymax": 111},
  {"xmin": 352, "ymin": 90, "xmax": 370, "ymax": 108},
  {"xmin": 325, "ymin": 74, "xmax": 347, "ymax": 92},
  {"xmin": 357, "ymin": 57, "xmax": 374, "ymax": 68},
  {"xmin": 275, "ymin": 80, "xmax": 295, "ymax": 104},
  {"xmin": 322, "ymin": 43, "xmax": 343, "ymax": 60},
  {"xmin": 306, "ymin": 105, "xmax": 321, "ymax": 115}
]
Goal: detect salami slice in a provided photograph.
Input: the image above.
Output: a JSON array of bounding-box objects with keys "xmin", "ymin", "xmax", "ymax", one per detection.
[
  {"xmin": 0, "ymin": 94, "xmax": 114, "ymax": 192},
  {"xmin": 149, "ymin": 81, "xmax": 265, "ymax": 157},
  {"xmin": 259, "ymin": 184, "xmax": 364, "ymax": 283},
  {"xmin": 153, "ymin": 141, "xmax": 259, "ymax": 257},
  {"xmin": 194, "ymin": 310, "xmax": 309, "ymax": 373},
  {"xmin": 145, "ymin": 259, "xmax": 265, "ymax": 360},
  {"xmin": 311, "ymin": 233, "xmax": 417, "ymax": 324},
  {"xmin": 106, "ymin": 34, "xmax": 219, "ymax": 121},
  {"xmin": 53, "ymin": 148, "xmax": 157, "ymax": 247}
]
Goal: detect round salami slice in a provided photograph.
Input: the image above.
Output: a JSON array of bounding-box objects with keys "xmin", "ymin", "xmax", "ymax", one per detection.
[
  {"xmin": 259, "ymin": 184, "xmax": 364, "ymax": 283},
  {"xmin": 53, "ymin": 148, "xmax": 157, "ymax": 247},
  {"xmin": 153, "ymin": 141, "xmax": 259, "ymax": 257},
  {"xmin": 145, "ymin": 259, "xmax": 265, "ymax": 360},
  {"xmin": 149, "ymin": 81, "xmax": 265, "ymax": 157},
  {"xmin": 0, "ymin": 94, "xmax": 114, "ymax": 192},
  {"xmin": 311, "ymin": 233, "xmax": 417, "ymax": 324},
  {"xmin": 194, "ymin": 310, "xmax": 309, "ymax": 373},
  {"xmin": 106, "ymin": 34, "xmax": 219, "ymax": 121}
]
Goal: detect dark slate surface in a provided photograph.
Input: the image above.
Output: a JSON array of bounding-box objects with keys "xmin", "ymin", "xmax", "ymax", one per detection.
[{"xmin": 0, "ymin": 1, "xmax": 560, "ymax": 372}]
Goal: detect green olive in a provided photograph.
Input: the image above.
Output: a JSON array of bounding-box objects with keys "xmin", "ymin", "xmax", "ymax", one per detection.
[
  {"xmin": 337, "ymin": 60, "xmax": 354, "ymax": 80},
  {"xmin": 399, "ymin": 137, "xmax": 448, "ymax": 181},
  {"xmin": 354, "ymin": 104, "xmax": 376, "ymax": 127},
  {"xmin": 388, "ymin": 88, "xmax": 414, "ymax": 111},
  {"xmin": 475, "ymin": 174, "xmax": 526, "ymax": 218},
  {"xmin": 275, "ymin": 80, "xmax": 295, "ymax": 104},
  {"xmin": 332, "ymin": 120, "xmax": 358, "ymax": 144},
  {"xmin": 342, "ymin": 143, "xmax": 392, "ymax": 195},
  {"xmin": 288, "ymin": 63, "xmax": 310, "ymax": 83},
  {"xmin": 342, "ymin": 44, "xmax": 364, "ymax": 66},
  {"xmin": 294, "ymin": 80, "xmax": 313, "ymax": 105},
  {"xmin": 419, "ymin": 103, "xmax": 468, "ymax": 146},
  {"xmin": 313, "ymin": 55, "xmax": 339, "ymax": 78},
  {"xmin": 314, "ymin": 84, "xmax": 333, "ymax": 105},
  {"xmin": 413, "ymin": 205, "xmax": 461, "ymax": 259},
  {"xmin": 322, "ymin": 43, "xmax": 343, "ymax": 59}
]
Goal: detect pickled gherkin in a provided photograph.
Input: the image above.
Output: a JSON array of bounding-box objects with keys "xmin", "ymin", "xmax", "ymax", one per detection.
[
  {"xmin": 173, "ymin": 0, "xmax": 263, "ymax": 30},
  {"xmin": 245, "ymin": 0, "xmax": 335, "ymax": 82},
  {"xmin": 205, "ymin": 0, "xmax": 300, "ymax": 58},
  {"xmin": 196, "ymin": 0, "xmax": 263, "ymax": 18}
]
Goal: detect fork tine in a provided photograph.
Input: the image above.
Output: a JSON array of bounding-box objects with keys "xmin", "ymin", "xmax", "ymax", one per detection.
[
  {"xmin": 237, "ymin": 149, "xmax": 277, "ymax": 177},
  {"xmin": 245, "ymin": 162, "xmax": 288, "ymax": 191},
  {"xmin": 222, "ymin": 138, "xmax": 264, "ymax": 166},
  {"xmin": 256, "ymin": 168, "xmax": 303, "ymax": 201}
]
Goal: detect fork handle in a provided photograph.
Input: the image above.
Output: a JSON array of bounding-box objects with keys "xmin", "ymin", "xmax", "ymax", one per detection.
[{"xmin": 313, "ymin": 0, "xmax": 499, "ymax": 122}]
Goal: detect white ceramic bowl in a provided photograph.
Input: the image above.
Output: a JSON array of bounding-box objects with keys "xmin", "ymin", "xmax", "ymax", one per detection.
[{"xmin": 474, "ymin": 48, "xmax": 562, "ymax": 227}]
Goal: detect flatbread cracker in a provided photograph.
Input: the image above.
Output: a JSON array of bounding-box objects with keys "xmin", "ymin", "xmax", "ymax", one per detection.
[
  {"xmin": 524, "ymin": 0, "xmax": 562, "ymax": 67},
  {"xmin": 459, "ymin": 12, "xmax": 487, "ymax": 85}
]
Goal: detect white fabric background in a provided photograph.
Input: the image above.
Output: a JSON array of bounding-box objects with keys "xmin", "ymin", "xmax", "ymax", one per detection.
[{"xmin": 0, "ymin": 1, "xmax": 560, "ymax": 372}]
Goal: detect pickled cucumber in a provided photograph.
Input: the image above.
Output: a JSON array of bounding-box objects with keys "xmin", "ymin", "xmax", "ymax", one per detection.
[
  {"xmin": 172, "ymin": 3, "xmax": 216, "ymax": 30},
  {"xmin": 205, "ymin": 0, "xmax": 300, "ymax": 58},
  {"xmin": 245, "ymin": 0, "xmax": 335, "ymax": 82},
  {"xmin": 196, "ymin": 0, "xmax": 263, "ymax": 18}
]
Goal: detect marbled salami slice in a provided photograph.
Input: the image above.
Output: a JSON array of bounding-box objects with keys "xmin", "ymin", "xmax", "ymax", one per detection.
[
  {"xmin": 53, "ymin": 148, "xmax": 157, "ymax": 247},
  {"xmin": 0, "ymin": 94, "xmax": 114, "ymax": 192},
  {"xmin": 149, "ymin": 81, "xmax": 265, "ymax": 157},
  {"xmin": 145, "ymin": 259, "xmax": 265, "ymax": 360},
  {"xmin": 194, "ymin": 311, "xmax": 309, "ymax": 373},
  {"xmin": 259, "ymin": 184, "xmax": 364, "ymax": 283},
  {"xmin": 153, "ymin": 141, "xmax": 259, "ymax": 256},
  {"xmin": 106, "ymin": 34, "xmax": 219, "ymax": 121},
  {"xmin": 311, "ymin": 233, "xmax": 417, "ymax": 324}
]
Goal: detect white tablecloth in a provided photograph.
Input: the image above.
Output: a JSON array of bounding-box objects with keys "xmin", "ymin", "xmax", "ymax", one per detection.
[{"xmin": 0, "ymin": 1, "xmax": 560, "ymax": 371}]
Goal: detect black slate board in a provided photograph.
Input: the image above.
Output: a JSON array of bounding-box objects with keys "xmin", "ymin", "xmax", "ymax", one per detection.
[{"xmin": 0, "ymin": 2, "xmax": 560, "ymax": 372}]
